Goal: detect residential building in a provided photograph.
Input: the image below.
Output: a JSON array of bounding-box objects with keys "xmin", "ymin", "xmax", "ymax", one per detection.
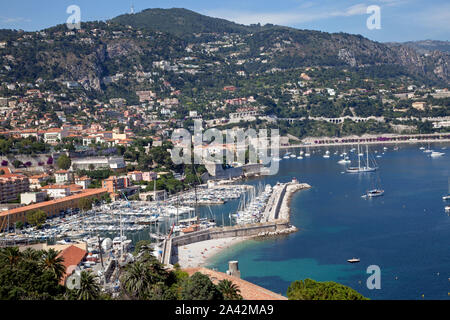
[
  {"xmin": 0, "ymin": 173, "xmax": 30, "ymax": 203},
  {"xmin": 127, "ymin": 171, "xmax": 143, "ymax": 182},
  {"xmin": 75, "ymin": 176, "xmax": 91, "ymax": 189},
  {"xmin": 102, "ymin": 176, "xmax": 130, "ymax": 193},
  {"xmin": 57, "ymin": 245, "xmax": 88, "ymax": 285},
  {"xmin": 55, "ymin": 170, "xmax": 72, "ymax": 184},
  {"xmin": 20, "ymin": 191, "xmax": 47, "ymax": 205},
  {"xmin": 412, "ymin": 101, "xmax": 427, "ymax": 111},
  {"xmin": 29, "ymin": 173, "xmax": 51, "ymax": 189},
  {"xmin": 43, "ymin": 127, "xmax": 69, "ymax": 145},
  {"xmin": 142, "ymin": 171, "xmax": 157, "ymax": 182},
  {"xmin": 41, "ymin": 184, "xmax": 71, "ymax": 199}
]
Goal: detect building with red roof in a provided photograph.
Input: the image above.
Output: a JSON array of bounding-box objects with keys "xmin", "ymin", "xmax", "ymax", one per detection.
[
  {"xmin": 184, "ymin": 267, "xmax": 287, "ymax": 300},
  {"xmin": 57, "ymin": 245, "xmax": 87, "ymax": 285}
]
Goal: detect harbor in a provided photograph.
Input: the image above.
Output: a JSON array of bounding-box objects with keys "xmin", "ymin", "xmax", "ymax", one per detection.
[{"xmin": 1, "ymin": 142, "xmax": 448, "ymax": 299}]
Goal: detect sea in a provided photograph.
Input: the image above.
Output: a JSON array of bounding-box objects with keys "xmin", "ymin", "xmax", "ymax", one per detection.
[{"xmin": 201, "ymin": 142, "xmax": 450, "ymax": 300}]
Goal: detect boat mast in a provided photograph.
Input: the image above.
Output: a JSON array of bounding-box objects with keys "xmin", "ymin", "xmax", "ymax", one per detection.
[
  {"xmin": 366, "ymin": 144, "xmax": 369, "ymax": 169},
  {"xmin": 358, "ymin": 144, "xmax": 361, "ymax": 170}
]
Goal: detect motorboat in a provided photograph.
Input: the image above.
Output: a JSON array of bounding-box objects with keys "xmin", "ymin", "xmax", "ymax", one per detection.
[
  {"xmin": 362, "ymin": 189, "xmax": 384, "ymax": 198},
  {"xmin": 347, "ymin": 258, "xmax": 360, "ymax": 263},
  {"xmin": 338, "ymin": 158, "xmax": 350, "ymax": 164},
  {"xmin": 430, "ymin": 152, "xmax": 445, "ymax": 158}
]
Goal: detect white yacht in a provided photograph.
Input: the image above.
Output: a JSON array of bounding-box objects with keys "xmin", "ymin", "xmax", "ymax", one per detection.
[
  {"xmin": 362, "ymin": 189, "xmax": 384, "ymax": 198},
  {"xmin": 346, "ymin": 145, "xmax": 378, "ymax": 173},
  {"xmin": 338, "ymin": 158, "xmax": 351, "ymax": 164},
  {"xmin": 430, "ymin": 151, "xmax": 445, "ymax": 158}
]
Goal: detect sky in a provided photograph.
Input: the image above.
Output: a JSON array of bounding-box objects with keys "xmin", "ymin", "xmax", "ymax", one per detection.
[{"xmin": 0, "ymin": 0, "xmax": 448, "ymax": 42}]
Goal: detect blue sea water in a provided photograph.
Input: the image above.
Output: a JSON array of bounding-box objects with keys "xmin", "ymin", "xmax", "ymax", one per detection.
[{"xmin": 205, "ymin": 143, "xmax": 450, "ymax": 300}]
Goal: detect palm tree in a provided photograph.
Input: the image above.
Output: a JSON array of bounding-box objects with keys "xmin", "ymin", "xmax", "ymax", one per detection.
[
  {"xmin": 120, "ymin": 261, "xmax": 151, "ymax": 299},
  {"xmin": 76, "ymin": 271, "xmax": 101, "ymax": 300},
  {"xmin": 0, "ymin": 247, "xmax": 22, "ymax": 266},
  {"xmin": 40, "ymin": 249, "xmax": 66, "ymax": 281},
  {"xmin": 217, "ymin": 279, "xmax": 243, "ymax": 300},
  {"xmin": 21, "ymin": 248, "xmax": 42, "ymax": 261}
]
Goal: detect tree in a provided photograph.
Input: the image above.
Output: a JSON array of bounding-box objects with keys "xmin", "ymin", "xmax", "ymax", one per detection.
[
  {"xmin": 0, "ymin": 247, "xmax": 65, "ymax": 300},
  {"xmin": 26, "ymin": 210, "xmax": 47, "ymax": 229},
  {"xmin": 21, "ymin": 248, "xmax": 42, "ymax": 262},
  {"xmin": 286, "ymin": 279, "xmax": 368, "ymax": 300},
  {"xmin": 180, "ymin": 272, "xmax": 223, "ymax": 300},
  {"xmin": 56, "ymin": 154, "xmax": 71, "ymax": 170},
  {"xmin": 120, "ymin": 261, "xmax": 152, "ymax": 299},
  {"xmin": 40, "ymin": 249, "xmax": 66, "ymax": 281},
  {"xmin": 15, "ymin": 221, "xmax": 24, "ymax": 230},
  {"xmin": 75, "ymin": 271, "xmax": 101, "ymax": 300},
  {"xmin": 0, "ymin": 247, "xmax": 21, "ymax": 267},
  {"xmin": 78, "ymin": 198, "xmax": 93, "ymax": 212},
  {"xmin": 133, "ymin": 240, "xmax": 152, "ymax": 256},
  {"xmin": 12, "ymin": 160, "xmax": 22, "ymax": 168},
  {"xmin": 217, "ymin": 279, "xmax": 243, "ymax": 300}
]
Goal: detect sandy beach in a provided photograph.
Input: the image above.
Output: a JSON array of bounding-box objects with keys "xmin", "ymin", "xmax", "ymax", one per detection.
[{"xmin": 175, "ymin": 237, "xmax": 249, "ymax": 268}]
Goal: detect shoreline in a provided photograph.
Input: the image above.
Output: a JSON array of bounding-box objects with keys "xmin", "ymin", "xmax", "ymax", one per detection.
[
  {"xmin": 280, "ymin": 138, "xmax": 450, "ymax": 149},
  {"xmin": 176, "ymin": 236, "xmax": 251, "ymax": 269}
]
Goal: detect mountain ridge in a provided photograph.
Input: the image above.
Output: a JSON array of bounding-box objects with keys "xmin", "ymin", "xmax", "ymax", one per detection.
[{"xmin": 0, "ymin": 7, "xmax": 448, "ymax": 89}]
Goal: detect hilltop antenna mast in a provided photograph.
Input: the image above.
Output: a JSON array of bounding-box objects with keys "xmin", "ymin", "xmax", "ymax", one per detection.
[{"xmin": 130, "ymin": 2, "xmax": 135, "ymax": 14}]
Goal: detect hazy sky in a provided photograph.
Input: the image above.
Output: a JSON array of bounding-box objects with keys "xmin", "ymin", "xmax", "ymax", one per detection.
[{"xmin": 0, "ymin": 0, "xmax": 448, "ymax": 42}]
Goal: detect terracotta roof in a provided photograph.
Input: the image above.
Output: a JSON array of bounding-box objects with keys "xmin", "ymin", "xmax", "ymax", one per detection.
[
  {"xmin": 0, "ymin": 188, "xmax": 107, "ymax": 217},
  {"xmin": 57, "ymin": 245, "xmax": 87, "ymax": 284},
  {"xmin": 184, "ymin": 267, "xmax": 287, "ymax": 300},
  {"xmin": 68, "ymin": 184, "xmax": 83, "ymax": 192},
  {"xmin": 0, "ymin": 167, "xmax": 12, "ymax": 174},
  {"xmin": 41, "ymin": 184, "xmax": 70, "ymax": 190},
  {"xmin": 45, "ymin": 128, "xmax": 62, "ymax": 133},
  {"xmin": 30, "ymin": 173, "xmax": 49, "ymax": 179},
  {"xmin": 0, "ymin": 173, "xmax": 27, "ymax": 181}
]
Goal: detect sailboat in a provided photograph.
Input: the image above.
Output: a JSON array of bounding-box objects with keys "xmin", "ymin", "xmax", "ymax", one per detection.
[
  {"xmin": 346, "ymin": 145, "xmax": 378, "ymax": 173},
  {"xmin": 362, "ymin": 172, "xmax": 384, "ymax": 198},
  {"xmin": 424, "ymin": 142, "xmax": 433, "ymax": 153},
  {"xmin": 304, "ymin": 147, "xmax": 311, "ymax": 157},
  {"xmin": 323, "ymin": 150, "xmax": 330, "ymax": 158}
]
